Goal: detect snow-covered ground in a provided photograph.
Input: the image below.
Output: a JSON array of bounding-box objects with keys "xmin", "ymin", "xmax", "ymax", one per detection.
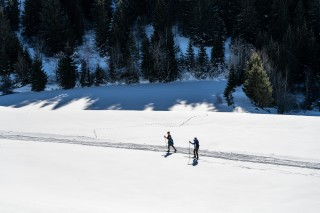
[{"xmin": 1, "ymin": 80, "xmax": 320, "ymax": 213}]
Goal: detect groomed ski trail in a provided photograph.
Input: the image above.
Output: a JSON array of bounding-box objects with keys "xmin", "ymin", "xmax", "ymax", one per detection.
[{"xmin": 1, "ymin": 131, "xmax": 320, "ymax": 171}]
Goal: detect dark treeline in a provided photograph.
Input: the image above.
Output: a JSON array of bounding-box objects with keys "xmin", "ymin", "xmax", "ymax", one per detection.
[{"xmin": 0, "ymin": 0, "xmax": 319, "ymax": 113}]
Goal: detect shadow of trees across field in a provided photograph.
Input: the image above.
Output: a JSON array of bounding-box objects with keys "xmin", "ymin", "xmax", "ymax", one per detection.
[{"xmin": 0, "ymin": 81, "xmax": 234, "ymax": 111}]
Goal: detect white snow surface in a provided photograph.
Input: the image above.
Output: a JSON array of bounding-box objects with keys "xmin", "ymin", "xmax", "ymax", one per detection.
[{"xmin": 1, "ymin": 80, "xmax": 320, "ymax": 213}]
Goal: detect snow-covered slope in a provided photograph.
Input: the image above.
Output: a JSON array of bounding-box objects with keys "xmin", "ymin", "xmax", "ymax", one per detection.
[{"xmin": 1, "ymin": 80, "xmax": 320, "ymax": 213}]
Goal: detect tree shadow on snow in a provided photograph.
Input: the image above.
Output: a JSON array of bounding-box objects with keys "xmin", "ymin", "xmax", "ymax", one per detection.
[{"xmin": 0, "ymin": 81, "xmax": 241, "ymax": 112}]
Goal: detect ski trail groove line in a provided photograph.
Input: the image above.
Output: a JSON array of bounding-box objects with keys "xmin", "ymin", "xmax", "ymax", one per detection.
[
  {"xmin": 92, "ymin": 113, "xmax": 208, "ymax": 138},
  {"xmin": 1, "ymin": 133, "xmax": 320, "ymax": 170}
]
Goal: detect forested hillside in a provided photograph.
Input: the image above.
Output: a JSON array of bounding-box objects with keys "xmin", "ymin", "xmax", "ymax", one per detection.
[{"xmin": 0, "ymin": 0, "xmax": 319, "ymax": 113}]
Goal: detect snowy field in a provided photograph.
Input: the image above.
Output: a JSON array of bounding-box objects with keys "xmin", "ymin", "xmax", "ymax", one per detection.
[{"xmin": 1, "ymin": 80, "xmax": 320, "ymax": 213}]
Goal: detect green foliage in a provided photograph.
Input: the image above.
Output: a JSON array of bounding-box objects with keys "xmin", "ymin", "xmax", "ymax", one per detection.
[
  {"xmin": 0, "ymin": 8, "xmax": 21, "ymax": 74},
  {"xmin": 39, "ymin": 0, "xmax": 74, "ymax": 55},
  {"xmin": 22, "ymin": 0, "xmax": 42, "ymax": 38},
  {"xmin": 31, "ymin": 54, "xmax": 47, "ymax": 92},
  {"xmin": 56, "ymin": 47, "xmax": 77, "ymax": 89},
  {"xmin": 60, "ymin": 0, "xmax": 85, "ymax": 43},
  {"xmin": 243, "ymin": 52, "xmax": 274, "ymax": 108},
  {"xmin": 14, "ymin": 49, "xmax": 32, "ymax": 85},
  {"xmin": 224, "ymin": 65, "xmax": 237, "ymax": 106},
  {"xmin": 79, "ymin": 60, "xmax": 92, "ymax": 87},
  {"xmin": 194, "ymin": 45, "xmax": 209, "ymax": 79},
  {"xmin": 93, "ymin": 65, "xmax": 105, "ymax": 86},
  {"xmin": 5, "ymin": 0, "xmax": 19, "ymax": 31},
  {"xmin": 234, "ymin": 0, "xmax": 259, "ymax": 43},
  {"xmin": 185, "ymin": 40, "xmax": 195, "ymax": 73},
  {"xmin": 93, "ymin": 0, "xmax": 112, "ymax": 55},
  {"xmin": 141, "ymin": 35, "xmax": 155, "ymax": 82},
  {"xmin": 0, "ymin": 74, "xmax": 13, "ymax": 95}
]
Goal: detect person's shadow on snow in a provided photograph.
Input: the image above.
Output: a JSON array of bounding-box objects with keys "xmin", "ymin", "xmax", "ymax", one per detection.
[
  {"xmin": 192, "ymin": 159, "xmax": 198, "ymax": 166},
  {"xmin": 163, "ymin": 152, "xmax": 173, "ymax": 158}
]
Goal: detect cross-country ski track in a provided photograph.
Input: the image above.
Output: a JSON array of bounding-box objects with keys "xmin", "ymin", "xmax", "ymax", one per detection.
[{"xmin": 1, "ymin": 131, "xmax": 320, "ymax": 171}]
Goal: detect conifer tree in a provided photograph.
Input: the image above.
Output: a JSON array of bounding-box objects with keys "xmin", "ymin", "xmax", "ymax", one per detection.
[
  {"xmin": 141, "ymin": 34, "xmax": 155, "ymax": 82},
  {"xmin": 93, "ymin": 65, "xmax": 105, "ymax": 86},
  {"xmin": 234, "ymin": 0, "xmax": 259, "ymax": 43},
  {"xmin": 224, "ymin": 65, "xmax": 237, "ymax": 106},
  {"xmin": 60, "ymin": 0, "xmax": 85, "ymax": 43},
  {"xmin": 22, "ymin": 0, "xmax": 42, "ymax": 38},
  {"xmin": 177, "ymin": 0, "xmax": 194, "ymax": 36},
  {"xmin": 79, "ymin": 60, "xmax": 92, "ymax": 87},
  {"xmin": 39, "ymin": 0, "xmax": 73, "ymax": 54},
  {"xmin": 93, "ymin": 0, "xmax": 112, "ymax": 55},
  {"xmin": 307, "ymin": 0, "xmax": 320, "ymax": 40},
  {"xmin": 0, "ymin": 46, "xmax": 11, "ymax": 77},
  {"xmin": 153, "ymin": 0, "xmax": 170, "ymax": 34},
  {"xmin": 0, "ymin": 74, "xmax": 13, "ymax": 95},
  {"xmin": 293, "ymin": 0, "xmax": 305, "ymax": 29},
  {"xmin": 5, "ymin": 0, "xmax": 19, "ymax": 31},
  {"xmin": 56, "ymin": 46, "xmax": 77, "ymax": 89},
  {"xmin": 243, "ymin": 52, "xmax": 274, "ymax": 108},
  {"xmin": 194, "ymin": 45, "xmax": 209, "ymax": 79},
  {"xmin": 122, "ymin": 31, "xmax": 139, "ymax": 84},
  {"xmin": 0, "ymin": 7, "xmax": 20, "ymax": 73},
  {"xmin": 108, "ymin": 0, "xmax": 131, "ymax": 69},
  {"xmin": 270, "ymin": 0, "xmax": 290, "ymax": 40},
  {"xmin": 185, "ymin": 39, "xmax": 195, "ymax": 73},
  {"xmin": 191, "ymin": 0, "xmax": 217, "ymax": 45},
  {"xmin": 31, "ymin": 53, "xmax": 47, "ymax": 92},
  {"xmin": 14, "ymin": 49, "xmax": 32, "ymax": 85},
  {"xmin": 164, "ymin": 29, "xmax": 179, "ymax": 82},
  {"xmin": 108, "ymin": 59, "xmax": 117, "ymax": 83}
]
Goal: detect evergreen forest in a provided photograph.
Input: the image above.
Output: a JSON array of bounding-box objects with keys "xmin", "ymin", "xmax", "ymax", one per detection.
[{"xmin": 0, "ymin": 0, "xmax": 320, "ymax": 113}]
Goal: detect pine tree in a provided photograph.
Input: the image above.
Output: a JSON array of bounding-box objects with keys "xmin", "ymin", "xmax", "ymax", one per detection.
[
  {"xmin": 5, "ymin": 0, "xmax": 19, "ymax": 31},
  {"xmin": 39, "ymin": 0, "xmax": 73, "ymax": 55},
  {"xmin": 0, "ymin": 46, "xmax": 11, "ymax": 77},
  {"xmin": 191, "ymin": 0, "xmax": 217, "ymax": 45},
  {"xmin": 270, "ymin": 0, "xmax": 290, "ymax": 40},
  {"xmin": 0, "ymin": 7, "xmax": 21, "ymax": 73},
  {"xmin": 234, "ymin": 0, "xmax": 259, "ymax": 43},
  {"xmin": 79, "ymin": 60, "xmax": 92, "ymax": 87},
  {"xmin": 31, "ymin": 53, "xmax": 47, "ymax": 92},
  {"xmin": 60, "ymin": 0, "xmax": 85, "ymax": 43},
  {"xmin": 108, "ymin": 0, "xmax": 131, "ymax": 69},
  {"xmin": 255, "ymin": 0, "xmax": 273, "ymax": 32},
  {"xmin": 141, "ymin": 34, "xmax": 155, "ymax": 82},
  {"xmin": 0, "ymin": 74, "xmax": 13, "ymax": 95},
  {"xmin": 307, "ymin": 0, "xmax": 320, "ymax": 40},
  {"xmin": 93, "ymin": 0, "xmax": 112, "ymax": 55},
  {"xmin": 194, "ymin": 45, "xmax": 209, "ymax": 79},
  {"xmin": 243, "ymin": 52, "xmax": 274, "ymax": 108},
  {"xmin": 164, "ymin": 29, "xmax": 179, "ymax": 82},
  {"xmin": 22, "ymin": 0, "xmax": 42, "ymax": 38},
  {"xmin": 108, "ymin": 59, "xmax": 117, "ymax": 83},
  {"xmin": 93, "ymin": 65, "xmax": 105, "ymax": 86},
  {"xmin": 121, "ymin": 31, "xmax": 139, "ymax": 84},
  {"xmin": 56, "ymin": 47, "xmax": 77, "ymax": 89},
  {"xmin": 14, "ymin": 49, "xmax": 32, "ymax": 85},
  {"xmin": 224, "ymin": 65, "xmax": 237, "ymax": 106},
  {"xmin": 153, "ymin": 0, "xmax": 170, "ymax": 34},
  {"xmin": 293, "ymin": 0, "xmax": 305, "ymax": 29},
  {"xmin": 177, "ymin": 0, "xmax": 194, "ymax": 36},
  {"xmin": 185, "ymin": 39, "xmax": 195, "ymax": 73}
]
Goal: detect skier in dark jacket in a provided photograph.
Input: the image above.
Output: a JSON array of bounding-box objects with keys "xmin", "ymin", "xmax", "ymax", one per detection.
[
  {"xmin": 164, "ymin": 131, "xmax": 177, "ymax": 153},
  {"xmin": 189, "ymin": 137, "xmax": 200, "ymax": 160}
]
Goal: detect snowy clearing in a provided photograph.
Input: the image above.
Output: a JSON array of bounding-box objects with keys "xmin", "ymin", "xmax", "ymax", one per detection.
[{"xmin": 1, "ymin": 80, "xmax": 320, "ymax": 213}]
